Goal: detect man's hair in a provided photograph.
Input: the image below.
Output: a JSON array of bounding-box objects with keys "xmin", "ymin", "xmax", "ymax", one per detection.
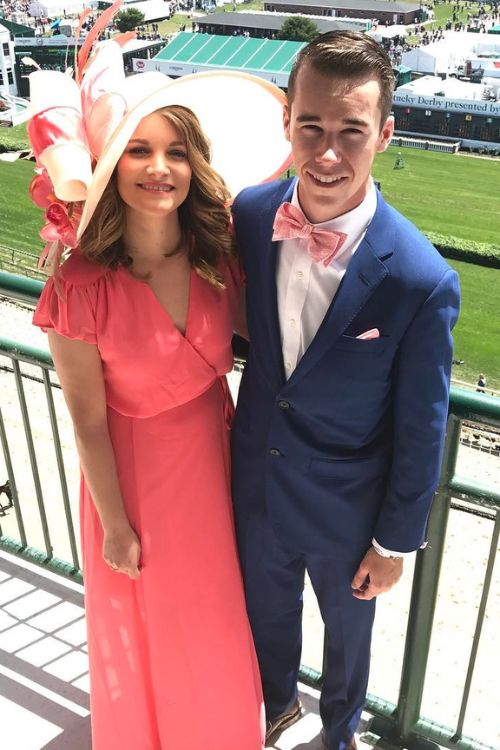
[{"xmin": 287, "ymin": 31, "xmax": 395, "ymax": 126}]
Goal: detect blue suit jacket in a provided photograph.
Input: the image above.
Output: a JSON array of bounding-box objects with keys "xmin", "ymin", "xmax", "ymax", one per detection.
[{"xmin": 231, "ymin": 178, "xmax": 461, "ymax": 560}]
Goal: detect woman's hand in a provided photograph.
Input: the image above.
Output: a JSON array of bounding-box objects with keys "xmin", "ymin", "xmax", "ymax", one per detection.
[{"xmin": 103, "ymin": 524, "xmax": 142, "ymax": 580}]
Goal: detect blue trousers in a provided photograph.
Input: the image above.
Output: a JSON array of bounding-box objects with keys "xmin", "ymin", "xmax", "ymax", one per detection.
[{"xmin": 236, "ymin": 514, "xmax": 376, "ymax": 750}]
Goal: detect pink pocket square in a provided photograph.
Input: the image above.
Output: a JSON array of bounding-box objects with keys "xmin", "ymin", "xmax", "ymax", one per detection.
[{"xmin": 356, "ymin": 328, "xmax": 380, "ymax": 340}]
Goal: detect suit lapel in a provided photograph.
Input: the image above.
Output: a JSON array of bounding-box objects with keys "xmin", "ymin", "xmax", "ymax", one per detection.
[
  {"xmin": 283, "ymin": 193, "xmax": 394, "ymax": 391},
  {"xmin": 258, "ymin": 179, "xmax": 296, "ymax": 384}
]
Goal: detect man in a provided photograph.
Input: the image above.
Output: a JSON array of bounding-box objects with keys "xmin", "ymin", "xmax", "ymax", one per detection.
[
  {"xmin": 231, "ymin": 31, "xmax": 460, "ymax": 750},
  {"xmin": 476, "ymin": 373, "xmax": 487, "ymax": 393}
]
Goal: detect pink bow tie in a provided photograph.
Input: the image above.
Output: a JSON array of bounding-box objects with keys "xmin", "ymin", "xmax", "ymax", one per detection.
[{"xmin": 272, "ymin": 202, "xmax": 347, "ymax": 267}]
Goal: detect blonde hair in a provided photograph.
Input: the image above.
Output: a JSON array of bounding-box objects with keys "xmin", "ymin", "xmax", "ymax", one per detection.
[{"xmin": 78, "ymin": 105, "xmax": 235, "ymax": 288}]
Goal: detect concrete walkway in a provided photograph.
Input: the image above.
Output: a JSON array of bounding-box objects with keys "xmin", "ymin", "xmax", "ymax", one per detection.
[{"xmin": 0, "ymin": 552, "xmax": 90, "ymax": 750}]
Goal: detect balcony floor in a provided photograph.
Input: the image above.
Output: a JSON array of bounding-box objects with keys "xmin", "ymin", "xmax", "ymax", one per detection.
[
  {"xmin": 0, "ymin": 550, "xmax": 377, "ymax": 750},
  {"xmin": 0, "ymin": 551, "xmax": 90, "ymax": 750}
]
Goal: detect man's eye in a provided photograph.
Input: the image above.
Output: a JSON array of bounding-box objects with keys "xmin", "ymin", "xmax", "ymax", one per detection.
[
  {"xmin": 344, "ymin": 129, "xmax": 363, "ymax": 135},
  {"xmin": 302, "ymin": 125, "xmax": 322, "ymax": 134}
]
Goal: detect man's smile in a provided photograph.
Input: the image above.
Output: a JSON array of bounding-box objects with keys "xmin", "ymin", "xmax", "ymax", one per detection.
[{"xmin": 305, "ymin": 170, "xmax": 347, "ymax": 187}]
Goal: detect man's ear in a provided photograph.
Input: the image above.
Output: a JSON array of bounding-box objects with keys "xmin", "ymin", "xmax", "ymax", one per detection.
[
  {"xmin": 283, "ymin": 102, "xmax": 291, "ymax": 142},
  {"xmin": 377, "ymin": 115, "xmax": 394, "ymax": 153}
]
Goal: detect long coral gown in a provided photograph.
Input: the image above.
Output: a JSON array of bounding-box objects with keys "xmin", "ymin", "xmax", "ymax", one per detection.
[{"xmin": 33, "ymin": 251, "xmax": 264, "ymax": 750}]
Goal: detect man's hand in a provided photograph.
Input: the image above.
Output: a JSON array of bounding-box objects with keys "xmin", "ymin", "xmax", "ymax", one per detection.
[{"xmin": 351, "ymin": 547, "xmax": 403, "ymax": 600}]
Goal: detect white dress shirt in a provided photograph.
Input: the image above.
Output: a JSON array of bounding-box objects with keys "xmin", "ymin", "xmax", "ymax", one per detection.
[
  {"xmin": 275, "ymin": 180, "xmax": 412, "ymax": 558},
  {"xmin": 277, "ymin": 181, "xmax": 377, "ymax": 377}
]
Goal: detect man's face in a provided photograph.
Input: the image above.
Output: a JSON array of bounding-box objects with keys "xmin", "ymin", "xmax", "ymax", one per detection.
[{"xmin": 283, "ymin": 65, "xmax": 394, "ymax": 224}]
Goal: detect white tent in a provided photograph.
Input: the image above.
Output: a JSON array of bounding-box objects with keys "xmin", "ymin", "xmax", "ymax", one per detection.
[
  {"xmin": 367, "ymin": 24, "xmax": 407, "ymax": 43},
  {"xmin": 401, "ymin": 42, "xmax": 457, "ymax": 75},
  {"xmin": 28, "ymin": 0, "xmax": 169, "ymax": 22},
  {"xmin": 401, "ymin": 34, "xmax": 474, "ymax": 75},
  {"xmin": 28, "ymin": 0, "xmax": 93, "ymax": 18},
  {"xmin": 122, "ymin": 0, "xmax": 171, "ymax": 22}
]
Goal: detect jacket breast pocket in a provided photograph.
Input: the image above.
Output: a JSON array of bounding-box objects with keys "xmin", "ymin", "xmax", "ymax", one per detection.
[{"xmin": 333, "ymin": 335, "xmax": 388, "ymax": 354}]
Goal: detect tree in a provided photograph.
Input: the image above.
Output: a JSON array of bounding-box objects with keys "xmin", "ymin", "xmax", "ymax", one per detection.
[
  {"xmin": 115, "ymin": 8, "xmax": 145, "ymax": 32},
  {"xmin": 278, "ymin": 16, "xmax": 319, "ymax": 43}
]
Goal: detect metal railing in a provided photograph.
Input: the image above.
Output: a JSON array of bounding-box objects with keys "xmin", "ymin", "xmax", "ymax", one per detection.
[
  {"xmin": 0, "ymin": 334, "xmax": 82, "ymax": 581},
  {"xmin": 365, "ymin": 394, "xmax": 500, "ymax": 750},
  {"xmin": 0, "ymin": 245, "xmax": 46, "ymax": 281},
  {"xmin": 1, "ymin": 270, "xmax": 499, "ymax": 750},
  {"xmin": 296, "ymin": 389, "xmax": 500, "ymax": 750}
]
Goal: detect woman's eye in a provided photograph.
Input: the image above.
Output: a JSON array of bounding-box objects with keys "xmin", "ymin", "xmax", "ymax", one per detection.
[
  {"xmin": 170, "ymin": 149, "xmax": 187, "ymax": 159},
  {"xmin": 128, "ymin": 147, "xmax": 148, "ymax": 155}
]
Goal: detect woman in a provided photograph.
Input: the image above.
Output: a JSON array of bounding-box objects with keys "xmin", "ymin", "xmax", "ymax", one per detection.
[
  {"xmin": 32, "ymin": 101, "xmax": 265, "ymax": 750},
  {"xmin": 28, "ymin": 8, "xmax": 290, "ymax": 740}
]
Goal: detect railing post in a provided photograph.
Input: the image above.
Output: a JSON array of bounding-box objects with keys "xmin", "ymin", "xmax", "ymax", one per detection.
[{"xmin": 392, "ymin": 413, "xmax": 462, "ymax": 747}]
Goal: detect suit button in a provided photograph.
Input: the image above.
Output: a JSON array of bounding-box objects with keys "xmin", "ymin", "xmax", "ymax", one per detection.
[
  {"xmin": 278, "ymin": 400, "xmax": 290, "ymax": 410},
  {"xmin": 269, "ymin": 448, "xmax": 282, "ymax": 457}
]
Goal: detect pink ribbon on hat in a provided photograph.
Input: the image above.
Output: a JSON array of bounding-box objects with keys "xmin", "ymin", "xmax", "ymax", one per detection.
[
  {"xmin": 27, "ymin": 71, "xmax": 93, "ymax": 204},
  {"xmin": 27, "ymin": 108, "xmax": 89, "ymax": 166},
  {"xmin": 273, "ymin": 202, "xmax": 347, "ymax": 267}
]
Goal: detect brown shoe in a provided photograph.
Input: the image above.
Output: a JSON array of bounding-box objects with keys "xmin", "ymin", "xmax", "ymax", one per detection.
[
  {"xmin": 265, "ymin": 698, "xmax": 303, "ymax": 744},
  {"xmin": 321, "ymin": 730, "xmax": 357, "ymax": 750}
]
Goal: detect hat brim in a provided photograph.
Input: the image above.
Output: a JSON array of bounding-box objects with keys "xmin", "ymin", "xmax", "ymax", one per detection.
[{"xmin": 77, "ymin": 70, "xmax": 291, "ymax": 240}]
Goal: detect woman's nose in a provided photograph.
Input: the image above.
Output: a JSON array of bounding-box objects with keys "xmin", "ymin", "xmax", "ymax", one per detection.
[{"xmin": 146, "ymin": 158, "xmax": 170, "ymax": 176}]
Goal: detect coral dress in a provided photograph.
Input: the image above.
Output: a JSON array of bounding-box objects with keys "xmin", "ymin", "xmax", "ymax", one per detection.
[{"xmin": 33, "ymin": 252, "xmax": 264, "ymax": 750}]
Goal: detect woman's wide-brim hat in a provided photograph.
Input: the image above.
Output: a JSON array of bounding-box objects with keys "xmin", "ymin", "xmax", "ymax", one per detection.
[
  {"xmin": 76, "ymin": 69, "xmax": 291, "ymax": 240},
  {"xmin": 26, "ymin": 0, "xmax": 292, "ymax": 263}
]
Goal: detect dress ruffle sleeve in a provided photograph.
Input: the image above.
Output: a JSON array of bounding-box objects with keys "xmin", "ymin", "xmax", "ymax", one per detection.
[{"xmin": 32, "ymin": 254, "xmax": 107, "ymax": 345}]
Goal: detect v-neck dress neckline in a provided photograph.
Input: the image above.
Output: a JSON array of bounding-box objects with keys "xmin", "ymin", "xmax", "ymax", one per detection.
[
  {"xmin": 118, "ymin": 264, "xmax": 194, "ymax": 339},
  {"xmin": 32, "ymin": 251, "xmax": 242, "ymax": 420}
]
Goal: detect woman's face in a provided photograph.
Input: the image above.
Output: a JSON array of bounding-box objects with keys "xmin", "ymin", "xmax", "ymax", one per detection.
[{"xmin": 116, "ymin": 112, "xmax": 192, "ymax": 218}]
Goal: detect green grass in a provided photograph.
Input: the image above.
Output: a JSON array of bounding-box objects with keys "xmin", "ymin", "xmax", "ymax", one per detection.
[
  {"xmin": 431, "ymin": 0, "xmax": 469, "ymax": 28},
  {"xmin": 0, "ymin": 159, "xmax": 44, "ymax": 253},
  {"xmin": 157, "ymin": 14, "xmax": 196, "ymax": 36},
  {"xmin": 372, "ymin": 147, "xmax": 500, "ymax": 245},
  {"xmin": 0, "ymin": 122, "xmax": 29, "ymax": 151},
  {"xmin": 449, "ymin": 260, "xmax": 500, "ymax": 389}
]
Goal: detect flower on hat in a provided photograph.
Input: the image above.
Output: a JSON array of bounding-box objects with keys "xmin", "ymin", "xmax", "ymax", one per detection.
[
  {"xmin": 29, "ymin": 170, "xmax": 56, "ymax": 209},
  {"xmin": 40, "ymin": 202, "xmax": 79, "ymax": 249}
]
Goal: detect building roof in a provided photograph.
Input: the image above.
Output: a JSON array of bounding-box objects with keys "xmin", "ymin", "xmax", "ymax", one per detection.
[
  {"xmin": 154, "ymin": 32, "xmax": 304, "ymax": 73},
  {"xmin": 195, "ymin": 11, "xmax": 369, "ymax": 31},
  {"xmin": 264, "ymin": 0, "xmax": 420, "ymax": 12},
  {"xmin": 121, "ymin": 38, "xmax": 164, "ymax": 53},
  {"xmin": 397, "ymin": 74, "xmax": 485, "ymax": 101}
]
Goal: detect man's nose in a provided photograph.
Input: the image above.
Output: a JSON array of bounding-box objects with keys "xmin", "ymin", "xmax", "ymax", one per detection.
[{"xmin": 316, "ymin": 146, "xmax": 340, "ymax": 163}]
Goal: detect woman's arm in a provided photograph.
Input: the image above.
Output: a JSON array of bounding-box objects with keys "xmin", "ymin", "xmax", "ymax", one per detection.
[{"xmin": 48, "ymin": 330, "xmax": 141, "ymax": 579}]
